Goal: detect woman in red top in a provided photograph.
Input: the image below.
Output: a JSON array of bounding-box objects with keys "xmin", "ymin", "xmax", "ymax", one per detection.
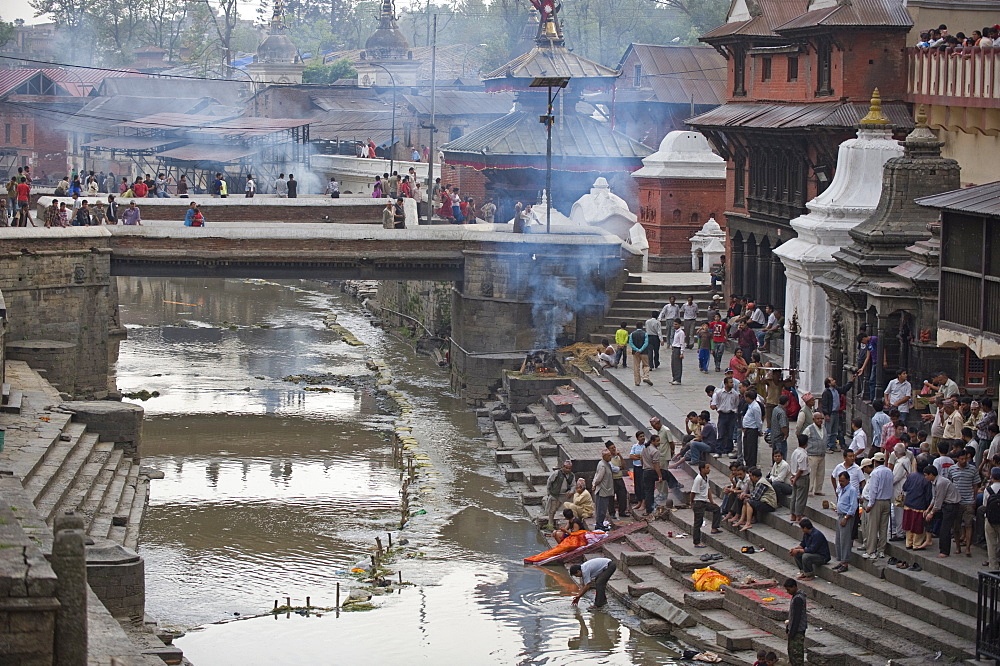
[
  {"xmin": 132, "ymin": 177, "xmax": 148, "ymax": 198},
  {"xmin": 729, "ymin": 348, "xmax": 749, "ymax": 381},
  {"xmin": 399, "ymin": 177, "xmax": 412, "ymax": 198}
]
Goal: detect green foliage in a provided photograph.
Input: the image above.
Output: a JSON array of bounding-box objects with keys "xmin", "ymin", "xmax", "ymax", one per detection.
[
  {"xmin": 0, "ymin": 18, "xmax": 14, "ymax": 50},
  {"xmin": 303, "ymin": 58, "xmax": 357, "ymax": 84}
]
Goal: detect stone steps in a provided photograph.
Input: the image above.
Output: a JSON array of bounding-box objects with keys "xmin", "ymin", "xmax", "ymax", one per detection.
[
  {"xmin": 21, "ymin": 421, "xmax": 88, "ymax": 504},
  {"xmin": 652, "ymin": 496, "xmax": 975, "ymax": 660},
  {"xmin": 123, "ymin": 476, "xmax": 149, "ymax": 551},
  {"xmin": 48, "ymin": 440, "xmax": 115, "ymax": 525},
  {"xmin": 77, "ymin": 448, "xmax": 126, "ymax": 531},
  {"xmin": 97, "ymin": 461, "xmax": 140, "ymax": 543},
  {"xmin": 33, "ymin": 432, "xmax": 101, "ymax": 522}
]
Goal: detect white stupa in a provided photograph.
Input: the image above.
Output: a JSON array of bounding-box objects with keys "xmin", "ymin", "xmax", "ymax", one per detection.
[
  {"xmin": 569, "ymin": 177, "xmax": 637, "ymax": 240},
  {"xmin": 773, "ymin": 90, "xmax": 903, "ymax": 390},
  {"xmin": 632, "ymin": 130, "xmax": 726, "ymax": 180}
]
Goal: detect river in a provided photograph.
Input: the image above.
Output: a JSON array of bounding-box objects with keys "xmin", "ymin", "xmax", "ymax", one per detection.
[{"xmin": 115, "ymin": 277, "xmax": 681, "ymax": 665}]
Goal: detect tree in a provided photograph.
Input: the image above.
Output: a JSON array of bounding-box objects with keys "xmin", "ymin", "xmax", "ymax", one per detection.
[
  {"xmin": 302, "ymin": 57, "xmax": 357, "ymax": 83},
  {"xmin": 0, "ymin": 18, "xmax": 14, "ymax": 50}
]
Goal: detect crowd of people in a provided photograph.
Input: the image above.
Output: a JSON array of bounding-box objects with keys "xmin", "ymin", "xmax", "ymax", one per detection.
[
  {"xmin": 369, "ymin": 170, "xmax": 498, "ymax": 225},
  {"xmin": 916, "ymin": 23, "xmax": 1000, "ymax": 49},
  {"xmin": 568, "ymin": 290, "xmax": 1000, "ymax": 593}
]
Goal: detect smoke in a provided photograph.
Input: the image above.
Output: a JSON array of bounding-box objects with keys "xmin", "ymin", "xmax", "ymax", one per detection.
[{"xmin": 521, "ymin": 233, "xmax": 615, "ymax": 350}]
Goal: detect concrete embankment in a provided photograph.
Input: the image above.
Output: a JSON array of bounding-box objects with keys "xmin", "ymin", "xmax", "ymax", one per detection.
[{"xmin": 483, "ymin": 349, "xmax": 981, "ymax": 665}]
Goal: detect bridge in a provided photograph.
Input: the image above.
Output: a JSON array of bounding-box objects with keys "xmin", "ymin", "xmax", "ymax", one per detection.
[
  {"xmin": 0, "ymin": 223, "xmax": 630, "ymax": 402},
  {"xmin": 105, "ymin": 222, "xmax": 620, "ymax": 281}
]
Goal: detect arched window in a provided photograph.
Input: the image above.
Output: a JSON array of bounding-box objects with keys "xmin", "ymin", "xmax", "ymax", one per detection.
[
  {"xmin": 690, "ymin": 212, "xmax": 700, "ymax": 224},
  {"xmin": 672, "ymin": 209, "xmax": 681, "ymax": 223}
]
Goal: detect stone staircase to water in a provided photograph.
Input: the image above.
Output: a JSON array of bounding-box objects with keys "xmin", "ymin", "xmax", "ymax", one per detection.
[
  {"xmin": 587, "ymin": 274, "xmax": 716, "ymax": 344},
  {"xmin": 489, "ymin": 363, "xmax": 981, "ymax": 665}
]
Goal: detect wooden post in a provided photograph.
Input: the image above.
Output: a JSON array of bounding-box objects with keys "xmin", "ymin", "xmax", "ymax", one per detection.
[
  {"xmin": 388, "ymin": 533, "xmax": 392, "ymax": 548},
  {"xmin": 336, "ymin": 583, "xmax": 340, "ymax": 609}
]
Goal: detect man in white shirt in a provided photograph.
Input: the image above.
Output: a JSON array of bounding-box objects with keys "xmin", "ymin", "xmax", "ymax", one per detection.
[
  {"xmin": 644, "ymin": 312, "xmax": 662, "ymax": 369},
  {"xmin": 712, "ymin": 378, "xmax": 741, "ymax": 457},
  {"xmin": 669, "ymin": 319, "xmax": 685, "ymax": 385},
  {"xmin": 680, "ymin": 296, "xmax": 699, "ymax": 348},
  {"xmin": 830, "ymin": 449, "xmax": 864, "ymax": 495},
  {"xmin": 658, "ymin": 296, "xmax": 679, "ymax": 324},
  {"xmin": 768, "ymin": 450, "xmax": 792, "ymax": 496},
  {"xmin": 883, "ymin": 369, "xmax": 913, "ymax": 424},
  {"xmin": 848, "ymin": 417, "xmax": 867, "ymax": 455},
  {"xmin": 690, "ymin": 462, "xmax": 721, "ymax": 547},
  {"xmin": 789, "ymin": 434, "xmax": 810, "ymax": 521},
  {"xmin": 569, "ymin": 557, "xmax": 616, "ymax": 610}
]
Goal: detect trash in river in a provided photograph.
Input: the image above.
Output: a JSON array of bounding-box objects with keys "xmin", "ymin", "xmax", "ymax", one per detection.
[{"xmin": 412, "ymin": 509, "xmax": 427, "ymax": 515}]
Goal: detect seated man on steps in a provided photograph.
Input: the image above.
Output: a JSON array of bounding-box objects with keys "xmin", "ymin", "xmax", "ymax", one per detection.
[
  {"xmin": 789, "ymin": 518, "xmax": 830, "ymax": 580},
  {"xmin": 732, "ymin": 467, "xmax": 777, "ymax": 531}
]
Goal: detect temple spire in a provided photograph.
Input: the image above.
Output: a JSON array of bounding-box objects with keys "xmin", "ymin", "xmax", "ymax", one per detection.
[{"xmin": 858, "ymin": 88, "xmax": 890, "ymax": 127}]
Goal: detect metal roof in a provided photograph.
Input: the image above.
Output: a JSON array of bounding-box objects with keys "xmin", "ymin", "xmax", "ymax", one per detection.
[
  {"xmin": 307, "ymin": 109, "xmax": 396, "ymax": 144},
  {"xmin": 188, "ymin": 116, "xmax": 311, "ymax": 137},
  {"xmin": 916, "ymin": 182, "xmax": 1000, "ymax": 218},
  {"xmin": 775, "ymin": 0, "xmax": 911, "ymax": 32},
  {"xmin": 81, "ymin": 137, "xmax": 173, "ymax": 150},
  {"xmin": 702, "ymin": 0, "xmax": 810, "ymax": 40},
  {"xmin": 156, "ymin": 144, "xmax": 257, "ymax": 163},
  {"xmin": 401, "ymin": 91, "xmax": 515, "ymax": 116},
  {"xmin": 116, "ymin": 112, "xmax": 241, "ymax": 130},
  {"xmin": 98, "ymin": 77, "xmax": 248, "ymax": 107},
  {"xmin": 482, "ymin": 45, "xmax": 620, "ymax": 86},
  {"xmin": 687, "ymin": 100, "xmax": 913, "ymax": 130},
  {"xmin": 619, "ymin": 44, "xmax": 727, "ymax": 106},
  {"xmin": 57, "ymin": 96, "xmax": 223, "ymax": 134},
  {"xmin": 0, "ymin": 67, "xmax": 141, "ymax": 97},
  {"xmin": 442, "ymin": 111, "xmax": 652, "ymax": 163}
]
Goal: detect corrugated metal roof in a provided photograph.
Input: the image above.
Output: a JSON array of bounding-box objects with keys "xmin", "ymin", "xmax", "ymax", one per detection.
[
  {"xmin": 0, "ymin": 67, "xmax": 142, "ymax": 97},
  {"xmin": 57, "ymin": 96, "xmax": 222, "ymax": 134},
  {"xmin": 98, "ymin": 77, "xmax": 247, "ymax": 107},
  {"xmin": 624, "ymin": 44, "xmax": 727, "ymax": 106},
  {"xmin": 82, "ymin": 137, "xmax": 173, "ymax": 150},
  {"xmin": 687, "ymin": 100, "xmax": 913, "ymax": 130},
  {"xmin": 776, "ymin": 0, "xmax": 911, "ymax": 31},
  {"xmin": 189, "ymin": 116, "xmax": 311, "ymax": 137},
  {"xmin": 482, "ymin": 45, "xmax": 620, "ymax": 84},
  {"xmin": 156, "ymin": 144, "xmax": 256, "ymax": 163},
  {"xmin": 402, "ymin": 90, "xmax": 515, "ymax": 116},
  {"xmin": 117, "ymin": 112, "xmax": 238, "ymax": 130},
  {"xmin": 702, "ymin": 0, "xmax": 810, "ymax": 40},
  {"xmin": 442, "ymin": 111, "xmax": 652, "ymax": 161},
  {"xmin": 307, "ymin": 109, "xmax": 395, "ymax": 144},
  {"xmin": 916, "ymin": 182, "xmax": 1000, "ymax": 218}
]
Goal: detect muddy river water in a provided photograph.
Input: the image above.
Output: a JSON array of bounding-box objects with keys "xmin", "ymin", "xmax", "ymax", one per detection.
[{"xmin": 115, "ymin": 277, "xmax": 680, "ymax": 665}]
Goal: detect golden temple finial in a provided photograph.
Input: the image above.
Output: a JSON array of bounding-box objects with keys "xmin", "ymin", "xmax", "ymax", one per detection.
[{"xmin": 859, "ymin": 88, "xmax": 890, "ymax": 127}]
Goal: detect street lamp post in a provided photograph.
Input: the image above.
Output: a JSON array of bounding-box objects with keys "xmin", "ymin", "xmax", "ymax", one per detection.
[
  {"xmin": 529, "ymin": 76, "xmax": 571, "ymax": 234},
  {"xmin": 370, "ymin": 63, "xmax": 397, "ymax": 175}
]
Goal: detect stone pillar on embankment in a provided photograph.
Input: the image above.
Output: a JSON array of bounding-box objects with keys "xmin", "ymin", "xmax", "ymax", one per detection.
[
  {"xmin": 450, "ymin": 233, "xmax": 628, "ymax": 404},
  {"xmin": 0, "ymin": 228, "xmax": 118, "ymax": 399}
]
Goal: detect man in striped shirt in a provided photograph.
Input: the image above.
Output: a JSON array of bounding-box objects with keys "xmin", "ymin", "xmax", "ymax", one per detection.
[{"xmin": 945, "ymin": 448, "xmax": 980, "ymax": 558}]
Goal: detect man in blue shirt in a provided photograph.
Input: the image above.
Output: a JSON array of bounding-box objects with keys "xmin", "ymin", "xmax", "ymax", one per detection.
[
  {"xmin": 629, "ymin": 322, "xmax": 652, "ymax": 387},
  {"xmin": 788, "ymin": 518, "xmax": 830, "ymax": 580},
  {"xmin": 832, "ymin": 471, "xmax": 858, "ymax": 572},
  {"xmin": 742, "ymin": 390, "xmax": 763, "ymax": 468}
]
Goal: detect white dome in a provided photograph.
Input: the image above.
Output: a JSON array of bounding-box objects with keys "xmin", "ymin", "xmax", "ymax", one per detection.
[{"xmin": 633, "ymin": 130, "xmax": 726, "ymax": 179}]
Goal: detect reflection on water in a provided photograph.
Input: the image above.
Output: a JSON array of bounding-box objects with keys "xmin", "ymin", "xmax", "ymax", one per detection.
[{"xmin": 118, "ymin": 277, "xmax": 679, "ymax": 664}]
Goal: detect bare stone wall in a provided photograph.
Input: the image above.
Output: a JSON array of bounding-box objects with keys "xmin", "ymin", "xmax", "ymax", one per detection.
[
  {"xmin": 376, "ymin": 280, "xmax": 453, "ymax": 337},
  {"xmin": 0, "ymin": 236, "xmax": 115, "ymax": 399},
  {"xmin": 0, "ymin": 493, "xmax": 60, "ymax": 664}
]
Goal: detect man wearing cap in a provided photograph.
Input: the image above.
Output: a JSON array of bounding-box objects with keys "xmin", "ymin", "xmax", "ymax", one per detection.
[
  {"xmin": 796, "ymin": 392, "xmax": 816, "ymax": 437},
  {"xmin": 711, "ymin": 377, "xmax": 741, "ymax": 457},
  {"xmin": 863, "ymin": 452, "xmax": 893, "ymax": 559}
]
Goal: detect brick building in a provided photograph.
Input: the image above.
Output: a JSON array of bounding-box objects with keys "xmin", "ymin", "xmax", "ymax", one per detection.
[
  {"xmin": 688, "ymin": 0, "xmax": 914, "ymax": 308},
  {"xmin": 0, "ymin": 68, "xmax": 142, "ymax": 181},
  {"xmin": 631, "ymin": 130, "xmax": 726, "ymax": 271}
]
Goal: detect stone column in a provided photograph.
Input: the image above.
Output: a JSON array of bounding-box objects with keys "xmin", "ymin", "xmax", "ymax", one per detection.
[
  {"xmin": 874, "ymin": 313, "xmax": 889, "ymax": 404},
  {"xmin": 51, "ymin": 512, "xmax": 87, "ymax": 666}
]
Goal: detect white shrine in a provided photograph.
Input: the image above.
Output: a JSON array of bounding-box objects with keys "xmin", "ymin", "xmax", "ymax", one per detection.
[
  {"xmin": 689, "ymin": 218, "xmax": 726, "ymax": 272},
  {"xmin": 773, "ymin": 91, "xmax": 903, "ymax": 392}
]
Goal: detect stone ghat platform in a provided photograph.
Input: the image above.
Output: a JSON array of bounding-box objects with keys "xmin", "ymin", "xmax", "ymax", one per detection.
[
  {"xmin": 489, "ymin": 344, "xmax": 984, "ymax": 666},
  {"xmin": 0, "ymin": 361, "xmax": 174, "ymax": 664},
  {"xmin": 35, "ymin": 194, "xmax": 384, "ymax": 223}
]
